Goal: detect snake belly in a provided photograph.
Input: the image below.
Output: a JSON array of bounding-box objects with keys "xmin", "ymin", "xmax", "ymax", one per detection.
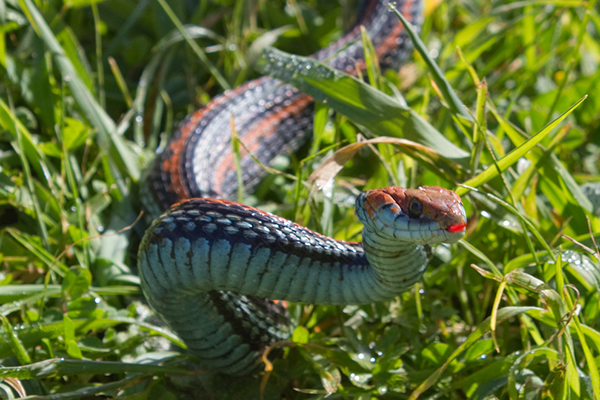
[{"xmin": 137, "ymin": 0, "xmax": 467, "ymax": 375}]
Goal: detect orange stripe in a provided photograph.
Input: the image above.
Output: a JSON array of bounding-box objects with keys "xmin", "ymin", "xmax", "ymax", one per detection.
[
  {"xmin": 163, "ymin": 77, "xmax": 270, "ymax": 201},
  {"xmin": 211, "ymin": 94, "xmax": 313, "ymax": 195},
  {"xmin": 377, "ymin": 0, "xmax": 415, "ymax": 59},
  {"xmin": 162, "ymin": 0, "xmax": 417, "ymax": 201}
]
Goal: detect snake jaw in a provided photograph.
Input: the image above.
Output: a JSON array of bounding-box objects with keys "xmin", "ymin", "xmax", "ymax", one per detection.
[{"xmin": 356, "ymin": 186, "xmax": 467, "ymax": 245}]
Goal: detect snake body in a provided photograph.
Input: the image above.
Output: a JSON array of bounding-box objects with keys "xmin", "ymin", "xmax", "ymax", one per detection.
[
  {"xmin": 139, "ymin": 0, "xmax": 421, "ymax": 215},
  {"xmin": 138, "ymin": 0, "xmax": 467, "ymax": 375}
]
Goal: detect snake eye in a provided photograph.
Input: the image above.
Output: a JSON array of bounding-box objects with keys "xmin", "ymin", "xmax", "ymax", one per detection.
[{"xmin": 408, "ymin": 199, "xmax": 423, "ymax": 218}]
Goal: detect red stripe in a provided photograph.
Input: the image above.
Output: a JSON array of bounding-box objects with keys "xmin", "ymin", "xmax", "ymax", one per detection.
[
  {"xmin": 211, "ymin": 94, "xmax": 313, "ymax": 195},
  {"xmin": 163, "ymin": 77, "xmax": 271, "ymax": 201}
]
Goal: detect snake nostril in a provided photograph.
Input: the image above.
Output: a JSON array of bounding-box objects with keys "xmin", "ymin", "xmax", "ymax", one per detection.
[{"xmin": 380, "ymin": 203, "xmax": 393, "ymax": 210}]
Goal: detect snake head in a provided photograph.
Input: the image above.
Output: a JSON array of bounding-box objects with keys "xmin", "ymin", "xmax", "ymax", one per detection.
[{"xmin": 355, "ymin": 186, "xmax": 467, "ymax": 245}]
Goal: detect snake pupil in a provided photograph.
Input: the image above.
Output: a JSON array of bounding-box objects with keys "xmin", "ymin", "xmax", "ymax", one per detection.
[{"xmin": 408, "ymin": 199, "xmax": 423, "ymax": 218}]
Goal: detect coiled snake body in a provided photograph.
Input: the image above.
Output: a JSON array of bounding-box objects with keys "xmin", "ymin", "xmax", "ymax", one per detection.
[{"xmin": 138, "ymin": 0, "xmax": 467, "ymax": 375}]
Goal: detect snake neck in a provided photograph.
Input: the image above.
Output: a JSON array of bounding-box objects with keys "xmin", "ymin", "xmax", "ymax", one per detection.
[{"xmin": 361, "ymin": 228, "xmax": 431, "ymax": 298}]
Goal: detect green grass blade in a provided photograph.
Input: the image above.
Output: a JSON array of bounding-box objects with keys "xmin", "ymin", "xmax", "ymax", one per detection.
[
  {"xmin": 6, "ymin": 228, "xmax": 68, "ymax": 275},
  {"xmin": 1, "ymin": 315, "xmax": 31, "ymax": 364},
  {"xmin": 0, "ymin": 284, "xmax": 139, "ymax": 305},
  {"xmin": 307, "ymin": 136, "xmax": 463, "ymax": 190},
  {"xmin": 156, "ymin": 0, "xmax": 230, "ymax": 91},
  {"xmin": 483, "ymin": 192, "xmax": 554, "ymax": 258},
  {"xmin": 132, "ymin": 25, "xmax": 223, "ymax": 148},
  {"xmin": 0, "ymin": 318, "xmax": 184, "ymax": 359},
  {"xmin": 360, "ymin": 26, "xmax": 381, "ymax": 91},
  {"xmin": 489, "ymin": 105, "xmax": 593, "ymax": 212},
  {"xmin": 388, "ymin": 4, "xmax": 472, "ymax": 121},
  {"xmin": 408, "ymin": 306, "xmax": 541, "ymax": 400},
  {"xmin": 456, "ymin": 95, "xmax": 587, "ymax": 196},
  {"xmin": 18, "ymin": 0, "xmax": 140, "ymax": 185},
  {"xmin": 0, "ymin": 99, "xmax": 52, "ymax": 183},
  {"xmin": 470, "ymin": 79, "xmax": 487, "ymax": 172}
]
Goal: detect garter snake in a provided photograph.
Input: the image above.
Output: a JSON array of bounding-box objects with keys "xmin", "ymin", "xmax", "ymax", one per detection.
[{"xmin": 138, "ymin": 0, "xmax": 467, "ymax": 375}]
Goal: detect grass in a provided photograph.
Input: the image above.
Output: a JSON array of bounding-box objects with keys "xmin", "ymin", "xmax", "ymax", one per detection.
[{"xmin": 1, "ymin": 0, "xmax": 600, "ymax": 398}]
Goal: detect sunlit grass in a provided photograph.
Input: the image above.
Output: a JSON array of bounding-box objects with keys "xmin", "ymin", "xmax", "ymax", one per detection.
[{"xmin": 1, "ymin": 0, "xmax": 600, "ymax": 398}]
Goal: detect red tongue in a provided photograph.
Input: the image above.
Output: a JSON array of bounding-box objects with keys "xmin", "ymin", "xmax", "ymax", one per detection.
[{"xmin": 447, "ymin": 223, "xmax": 467, "ymax": 233}]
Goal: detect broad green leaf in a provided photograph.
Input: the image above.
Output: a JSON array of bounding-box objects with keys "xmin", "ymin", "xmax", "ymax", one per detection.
[
  {"xmin": 0, "ymin": 357, "xmax": 190, "ymax": 379},
  {"xmin": 63, "ymin": 117, "xmax": 90, "ymax": 150},
  {"xmin": 257, "ymin": 48, "xmax": 470, "ymax": 163},
  {"xmin": 292, "ymin": 326, "xmax": 309, "ymax": 344},
  {"xmin": 62, "ymin": 267, "xmax": 92, "ymax": 299},
  {"xmin": 63, "ymin": 315, "xmax": 75, "ymax": 344},
  {"xmin": 66, "ymin": 339, "xmax": 83, "ymax": 359},
  {"xmin": 463, "ymin": 339, "xmax": 495, "ymax": 362}
]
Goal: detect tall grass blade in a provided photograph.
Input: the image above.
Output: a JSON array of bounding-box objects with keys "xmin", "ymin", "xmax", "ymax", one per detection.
[
  {"xmin": 388, "ymin": 4, "xmax": 472, "ymax": 121},
  {"xmin": 408, "ymin": 306, "xmax": 541, "ymax": 399},
  {"xmin": 18, "ymin": 0, "xmax": 140, "ymax": 186},
  {"xmin": 456, "ymin": 96, "xmax": 587, "ymax": 196}
]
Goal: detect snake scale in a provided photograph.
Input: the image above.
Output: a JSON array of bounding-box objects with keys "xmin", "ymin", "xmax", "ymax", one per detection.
[{"xmin": 138, "ymin": 0, "xmax": 467, "ymax": 375}]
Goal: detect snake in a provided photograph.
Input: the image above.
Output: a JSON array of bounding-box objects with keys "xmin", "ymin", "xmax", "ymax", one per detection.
[{"xmin": 137, "ymin": 0, "xmax": 468, "ymax": 375}]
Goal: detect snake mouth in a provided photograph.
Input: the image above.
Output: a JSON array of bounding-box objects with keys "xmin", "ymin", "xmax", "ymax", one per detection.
[{"xmin": 447, "ymin": 222, "xmax": 467, "ymax": 233}]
